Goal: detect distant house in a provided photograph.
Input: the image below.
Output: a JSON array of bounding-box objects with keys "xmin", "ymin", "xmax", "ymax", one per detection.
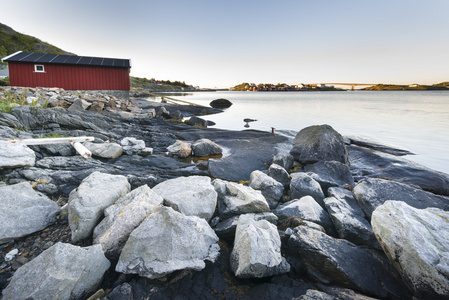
[{"xmin": 1, "ymin": 51, "xmax": 131, "ymax": 91}]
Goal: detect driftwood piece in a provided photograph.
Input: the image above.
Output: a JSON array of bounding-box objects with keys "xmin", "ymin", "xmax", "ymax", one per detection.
[{"xmin": 4, "ymin": 136, "xmax": 94, "ymax": 158}]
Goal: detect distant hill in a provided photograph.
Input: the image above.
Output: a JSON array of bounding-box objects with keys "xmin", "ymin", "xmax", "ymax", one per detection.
[
  {"xmin": 0, "ymin": 22, "xmax": 73, "ymax": 57},
  {"xmin": 363, "ymin": 83, "xmax": 449, "ymax": 91},
  {"xmin": 130, "ymin": 76, "xmax": 195, "ymax": 92}
]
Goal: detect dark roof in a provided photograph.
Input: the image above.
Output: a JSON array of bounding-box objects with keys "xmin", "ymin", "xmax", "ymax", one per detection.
[{"xmin": 2, "ymin": 51, "xmax": 131, "ymax": 68}]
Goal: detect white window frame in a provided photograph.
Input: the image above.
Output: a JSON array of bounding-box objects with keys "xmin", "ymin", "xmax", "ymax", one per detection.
[{"xmin": 34, "ymin": 64, "xmax": 45, "ymax": 73}]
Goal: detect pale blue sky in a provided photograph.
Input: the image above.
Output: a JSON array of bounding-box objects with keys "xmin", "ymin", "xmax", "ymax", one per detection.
[{"xmin": 1, "ymin": 0, "xmax": 448, "ymax": 88}]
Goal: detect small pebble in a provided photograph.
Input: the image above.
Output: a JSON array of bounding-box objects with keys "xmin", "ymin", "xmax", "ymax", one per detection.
[{"xmin": 4, "ymin": 249, "xmax": 19, "ymax": 262}]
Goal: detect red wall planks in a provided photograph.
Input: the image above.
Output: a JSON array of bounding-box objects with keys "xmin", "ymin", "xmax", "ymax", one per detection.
[{"xmin": 8, "ymin": 62, "xmax": 130, "ymax": 90}]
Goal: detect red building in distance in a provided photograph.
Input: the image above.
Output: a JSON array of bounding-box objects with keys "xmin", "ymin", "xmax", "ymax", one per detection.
[{"xmin": 2, "ymin": 51, "xmax": 131, "ymax": 91}]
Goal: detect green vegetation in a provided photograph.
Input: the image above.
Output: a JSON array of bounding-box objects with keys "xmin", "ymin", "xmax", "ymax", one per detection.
[
  {"xmin": 0, "ymin": 88, "xmax": 47, "ymax": 113},
  {"xmin": 39, "ymin": 133, "xmax": 67, "ymax": 138},
  {"xmin": 130, "ymin": 76, "xmax": 194, "ymax": 91},
  {"xmin": 0, "ymin": 76, "xmax": 9, "ymax": 87},
  {"xmin": 0, "ymin": 22, "xmax": 72, "ymax": 56}
]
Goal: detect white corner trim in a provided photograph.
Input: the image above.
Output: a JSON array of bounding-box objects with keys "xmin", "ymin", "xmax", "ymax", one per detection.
[{"xmin": 1, "ymin": 50, "xmax": 23, "ymax": 62}]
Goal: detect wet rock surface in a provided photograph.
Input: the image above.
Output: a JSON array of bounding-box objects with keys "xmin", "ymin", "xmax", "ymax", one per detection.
[{"xmin": 1, "ymin": 89, "xmax": 449, "ymax": 299}]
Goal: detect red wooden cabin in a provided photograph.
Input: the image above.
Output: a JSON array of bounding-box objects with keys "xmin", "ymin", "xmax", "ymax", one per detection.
[{"xmin": 2, "ymin": 51, "xmax": 131, "ymax": 90}]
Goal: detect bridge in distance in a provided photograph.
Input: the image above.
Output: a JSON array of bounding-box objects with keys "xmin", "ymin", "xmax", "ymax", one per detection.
[{"xmin": 310, "ymin": 83, "xmax": 375, "ymax": 90}]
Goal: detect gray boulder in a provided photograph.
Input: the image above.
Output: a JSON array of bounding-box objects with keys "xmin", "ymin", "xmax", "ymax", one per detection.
[
  {"xmin": 67, "ymin": 98, "xmax": 91, "ymax": 111},
  {"xmin": 0, "ymin": 141, "xmax": 35, "ymax": 169},
  {"xmin": 93, "ymin": 185, "xmax": 163, "ymax": 257},
  {"xmin": 213, "ymin": 179, "xmax": 270, "ymax": 219},
  {"xmin": 116, "ymin": 206, "xmax": 219, "ymax": 279},
  {"xmin": 0, "ymin": 182, "xmax": 60, "ymax": 244},
  {"xmin": 353, "ymin": 178, "xmax": 449, "ymax": 220},
  {"xmin": 249, "ymin": 170, "xmax": 284, "ymax": 209},
  {"xmin": 210, "ymin": 98, "xmax": 232, "ymax": 108},
  {"xmin": 187, "ymin": 116, "xmax": 208, "ymax": 128},
  {"xmin": 372, "ymin": 201, "xmax": 449, "ymax": 299},
  {"xmin": 304, "ymin": 160, "xmax": 355, "ymax": 192},
  {"xmin": 348, "ymin": 144, "xmax": 449, "ymax": 196},
  {"xmin": 166, "ymin": 140, "xmax": 192, "ymax": 157},
  {"xmin": 2, "ymin": 243, "xmax": 110, "ymax": 300},
  {"xmin": 152, "ymin": 176, "xmax": 217, "ymax": 221},
  {"xmin": 191, "ymin": 138, "xmax": 222, "ymax": 157},
  {"xmin": 230, "ymin": 214, "xmax": 290, "ymax": 278},
  {"xmin": 273, "ymin": 196, "xmax": 333, "ymax": 230},
  {"xmin": 290, "ymin": 125, "xmax": 349, "ymax": 166},
  {"xmin": 214, "ymin": 212, "xmax": 278, "ymax": 239},
  {"xmin": 68, "ymin": 171, "xmax": 131, "ymax": 242},
  {"xmin": 268, "ymin": 163, "xmax": 291, "ymax": 188},
  {"xmin": 287, "ymin": 226, "xmax": 411, "ymax": 299},
  {"xmin": 84, "ymin": 142, "xmax": 123, "ymax": 159},
  {"xmin": 271, "ymin": 153, "xmax": 294, "ymax": 172},
  {"xmin": 289, "ymin": 172, "xmax": 325, "ymax": 207},
  {"xmin": 324, "ymin": 187, "xmax": 379, "ymax": 248},
  {"xmin": 120, "ymin": 137, "xmax": 146, "ymax": 155}
]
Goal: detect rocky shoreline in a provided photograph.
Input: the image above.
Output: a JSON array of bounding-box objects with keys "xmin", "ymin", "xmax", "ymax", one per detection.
[{"xmin": 1, "ymin": 87, "xmax": 449, "ymax": 299}]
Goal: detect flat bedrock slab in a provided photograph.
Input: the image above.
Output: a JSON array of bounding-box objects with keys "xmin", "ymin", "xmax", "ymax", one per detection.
[
  {"xmin": 348, "ymin": 144, "xmax": 449, "ymax": 196},
  {"xmin": 353, "ymin": 177, "xmax": 449, "ymax": 220}
]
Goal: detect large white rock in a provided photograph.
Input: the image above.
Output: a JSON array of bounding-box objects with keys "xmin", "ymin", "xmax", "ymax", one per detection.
[
  {"xmin": 0, "ymin": 182, "xmax": 60, "ymax": 244},
  {"xmin": 68, "ymin": 171, "xmax": 131, "ymax": 242},
  {"xmin": 213, "ymin": 179, "xmax": 270, "ymax": 219},
  {"xmin": 0, "ymin": 141, "xmax": 35, "ymax": 169},
  {"xmin": 93, "ymin": 185, "xmax": 163, "ymax": 256},
  {"xmin": 116, "ymin": 206, "xmax": 219, "ymax": 279},
  {"xmin": 152, "ymin": 176, "xmax": 217, "ymax": 221},
  {"xmin": 230, "ymin": 214, "xmax": 290, "ymax": 278},
  {"xmin": 84, "ymin": 142, "xmax": 123, "ymax": 159},
  {"xmin": 372, "ymin": 201, "xmax": 449, "ymax": 299},
  {"xmin": 2, "ymin": 243, "xmax": 110, "ymax": 300},
  {"xmin": 249, "ymin": 170, "xmax": 284, "ymax": 209},
  {"xmin": 273, "ymin": 196, "xmax": 333, "ymax": 230}
]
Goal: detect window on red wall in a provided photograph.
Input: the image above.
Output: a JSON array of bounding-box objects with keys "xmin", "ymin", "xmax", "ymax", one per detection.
[{"xmin": 34, "ymin": 65, "xmax": 45, "ymax": 73}]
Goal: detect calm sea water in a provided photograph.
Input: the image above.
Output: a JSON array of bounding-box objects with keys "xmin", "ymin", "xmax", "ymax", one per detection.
[{"xmin": 151, "ymin": 91, "xmax": 449, "ymax": 174}]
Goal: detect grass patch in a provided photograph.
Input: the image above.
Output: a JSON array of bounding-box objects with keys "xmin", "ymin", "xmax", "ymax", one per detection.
[{"xmin": 0, "ymin": 88, "xmax": 48, "ymax": 113}]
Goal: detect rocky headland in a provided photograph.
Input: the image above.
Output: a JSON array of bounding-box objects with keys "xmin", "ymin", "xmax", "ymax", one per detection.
[{"xmin": 1, "ymin": 87, "xmax": 449, "ymax": 299}]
